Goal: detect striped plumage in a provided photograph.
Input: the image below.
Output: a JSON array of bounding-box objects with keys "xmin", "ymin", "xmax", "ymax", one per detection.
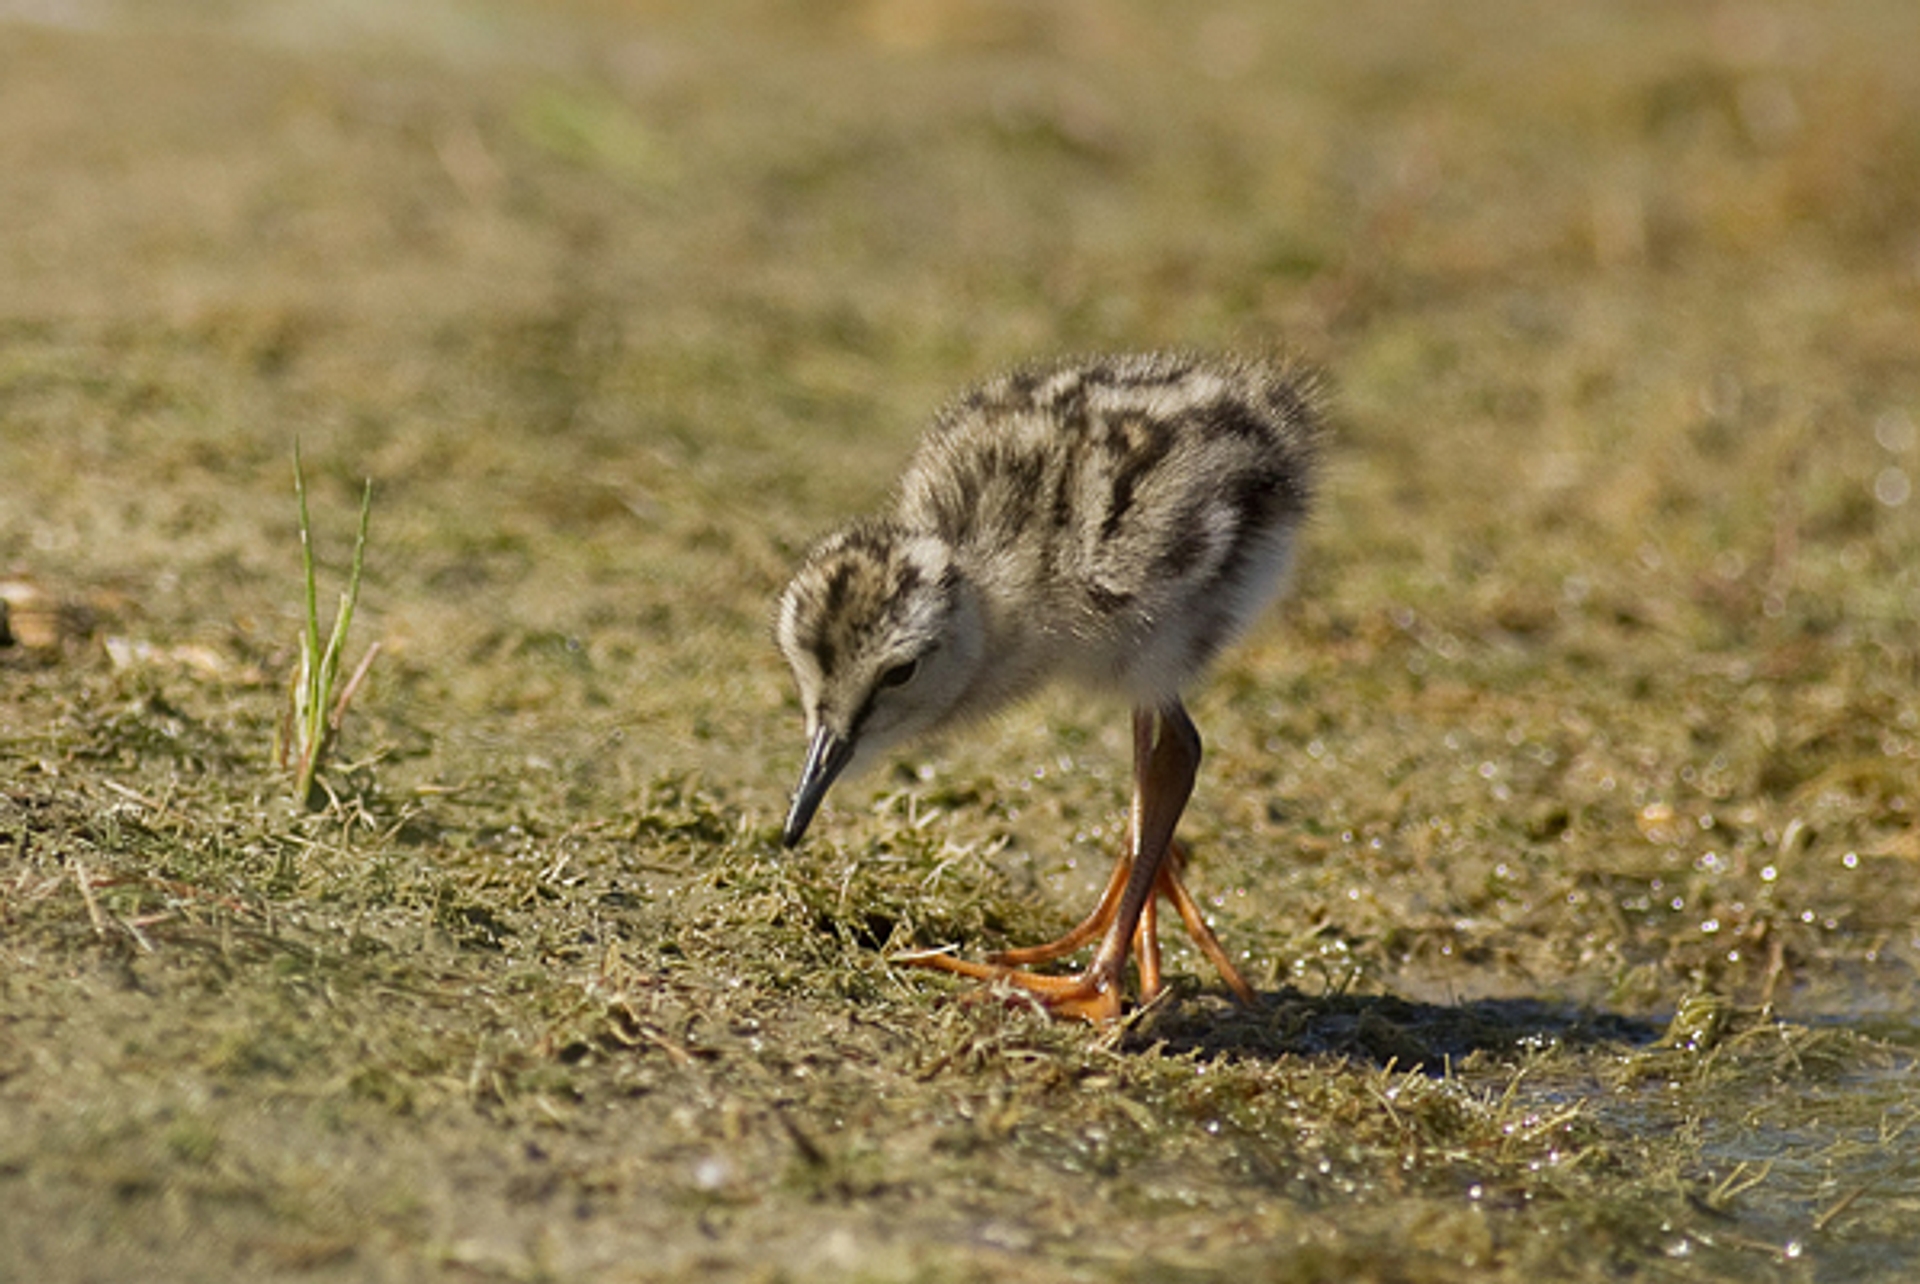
[{"xmin": 777, "ymin": 351, "xmax": 1323, "ymax": 1020}]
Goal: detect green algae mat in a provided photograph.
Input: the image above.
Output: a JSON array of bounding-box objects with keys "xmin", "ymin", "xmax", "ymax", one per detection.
[{"xmin": 3, "ymin": 3, "xmax": 1918, "ymax": 1280}]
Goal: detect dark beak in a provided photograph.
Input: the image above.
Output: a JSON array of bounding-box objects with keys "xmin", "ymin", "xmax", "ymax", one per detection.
[{"xmin": 783, "ymin": 727, "xmax": 854, "ymax": 848}]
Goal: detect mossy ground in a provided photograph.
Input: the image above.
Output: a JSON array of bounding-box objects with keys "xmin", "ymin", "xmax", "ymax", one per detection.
[{"xmin": 3, "ymin": 2, "xmax": 1919, "ymax": 1280}]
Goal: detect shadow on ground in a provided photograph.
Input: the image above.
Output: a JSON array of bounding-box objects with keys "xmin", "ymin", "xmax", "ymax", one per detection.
[{"xmin": 1127, "ymin": 987, "xmax": 1661, "ymax": 1066}]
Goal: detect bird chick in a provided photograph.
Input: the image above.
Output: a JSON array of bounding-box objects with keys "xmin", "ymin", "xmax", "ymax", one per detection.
[{"xmin": 777, "ymin": 351, "xmax": 1322, "ymax": 1020}]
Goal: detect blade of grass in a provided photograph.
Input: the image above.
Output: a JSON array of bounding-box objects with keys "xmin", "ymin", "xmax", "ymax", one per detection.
[{"xmin": 282, "ymin": 441, "xmax": 375, "ymax": 809}]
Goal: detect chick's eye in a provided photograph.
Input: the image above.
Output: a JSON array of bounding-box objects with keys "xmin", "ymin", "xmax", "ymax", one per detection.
[{"xmin": 879, "ymin": 659, "xmax": 920, "ymax": 690}]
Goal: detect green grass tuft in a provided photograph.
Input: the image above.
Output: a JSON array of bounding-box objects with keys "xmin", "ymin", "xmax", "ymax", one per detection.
[{"xmin": 276, "ymin": 440, "xmax": 377, "ymax": 810}]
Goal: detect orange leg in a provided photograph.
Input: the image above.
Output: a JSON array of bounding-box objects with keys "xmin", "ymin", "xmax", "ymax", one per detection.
[
  {"xmin": 1155, "ymin": 847, "xmax": 1257, "ymax": 1005},
  {"xmin": 894, "ymin": 701, "xmax": 1256, "ymax": 1021},
  {"xmin": 985, "ymin": 850, "xmax": 1134, "ymax": 967},
  {"xmin": 981, "ymin": 707, "xmax": 1159, "ymax": 970}
]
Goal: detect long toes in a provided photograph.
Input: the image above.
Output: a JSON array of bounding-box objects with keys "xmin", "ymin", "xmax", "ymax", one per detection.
[
  {"xmin": 1037, "ymin": 984, "xmax": 1123, "ymax": 1024},
  {"xmin": 889, "ymin": 950, "xmax": 1124, "ymax": 1023}
]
